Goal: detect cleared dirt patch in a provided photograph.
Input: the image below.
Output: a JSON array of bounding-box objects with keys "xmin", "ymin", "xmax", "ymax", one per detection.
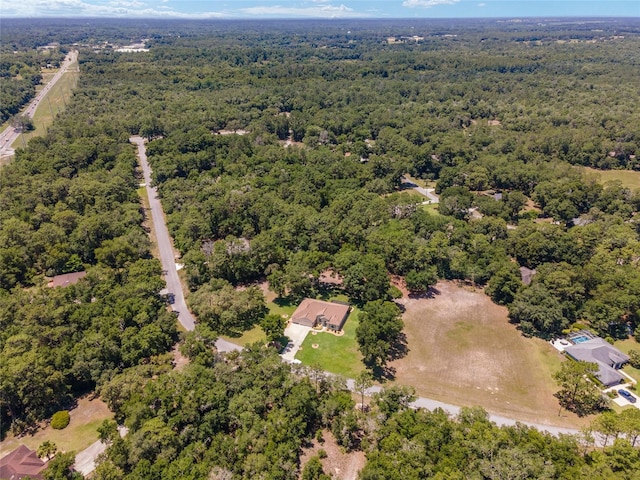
[
  {"xmin": 391, "ymin": 281, "xmax": 585, "ymax": 427},
  {"xmin": 299, "ymin": 429, "xmax": 365, "ymax": 480}
]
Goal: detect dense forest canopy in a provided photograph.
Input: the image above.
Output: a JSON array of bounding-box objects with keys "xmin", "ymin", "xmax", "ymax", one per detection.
[{"xmin": 1, "ymin": 17, "xmax": 640, "ymax": 478}]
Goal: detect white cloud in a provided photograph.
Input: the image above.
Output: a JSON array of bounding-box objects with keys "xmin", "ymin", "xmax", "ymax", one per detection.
[
  {"xmin": 402, "ymin": 0, "xmax": 460, "ymax": 8},
  {"xmin": 0, "ymin": 0, "xmax": 226, "ymax": 17},
  {"xmin": 241, "ymin": 3, "xmax": 361, "ymax": 18},
  {"xmin": 478, "ymin": 2, "xmax": 486, "ymax": 6}
]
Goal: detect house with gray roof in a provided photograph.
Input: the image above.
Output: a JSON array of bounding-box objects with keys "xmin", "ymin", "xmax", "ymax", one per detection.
[{"xmin": 564, "ymin": 338, "xmax": 630, "ymax": 387}]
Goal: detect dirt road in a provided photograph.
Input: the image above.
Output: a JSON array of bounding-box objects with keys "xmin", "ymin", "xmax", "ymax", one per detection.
[{"xmin": 0, "ymin": 51, "xmax": 78, "ymax": 158}]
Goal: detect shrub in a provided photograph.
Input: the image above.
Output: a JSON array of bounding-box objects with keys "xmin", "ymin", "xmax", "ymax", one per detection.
[
  {"xmin": 628, "ymin": 350, "xmax": 640, "ymax": 369},
  {"xmin": 51, "ymin": 410, "xmax": 70, "ymax": 430},
  {"xmin": 318, "ymin": 448, "xmax": 327, "ymax": 459}
]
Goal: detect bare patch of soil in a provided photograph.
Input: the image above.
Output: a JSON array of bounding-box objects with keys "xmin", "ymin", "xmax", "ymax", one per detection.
[
  {"xmin": 257, "ymin": 280, "xmax": 277, "ymax": 303},
  {"xmin": 299, "ymin": 429, "xmax": 365, "ymax": 480},
  {"xmin": 171, "ymin": 344, "xmax": 190, "ymax": 371},
  {"xmin": 391, "ymin": 281, "xmax": 585, "ymax": 427}
]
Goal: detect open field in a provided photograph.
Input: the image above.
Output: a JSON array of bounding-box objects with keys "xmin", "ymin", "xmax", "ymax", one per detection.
[
  {"xmin": 296, "ymin": 304, "xmax": 364, "ymax": 379},
  {"xmin": 0, "ymin": 397, "xmax": 112, "ymax": 458},
  {"xmin": 390, "ymin": 281, "xmax": 585, "ymax": 427},
  {"xmin": 582, "ymin": 167, "xmax": 640, "ymax": 191},
  {"xmin": 10, "ymin": 63, "xmax": 79, "ymax": 149}
]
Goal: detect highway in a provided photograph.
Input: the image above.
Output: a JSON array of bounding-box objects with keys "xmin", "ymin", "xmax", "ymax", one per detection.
[
  {"xmin": 131, "ymin": 136, "xmax": 241, "ymax": 353},
  {"xmin": 0, "ymin": 50, "xmax": 78, "ymax": 158}
]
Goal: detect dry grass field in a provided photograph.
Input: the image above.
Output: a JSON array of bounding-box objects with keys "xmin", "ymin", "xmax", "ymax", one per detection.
[
  {"xmin": 390, "ymin": 281, "xmax": 586, "ymax": 427},
  {"xmin": 582, "ymin": 167, "xmax": 640, "ymax": 191}
]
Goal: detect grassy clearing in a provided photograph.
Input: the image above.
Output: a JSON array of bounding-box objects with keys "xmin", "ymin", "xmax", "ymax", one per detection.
[
  {"xmin": 0, "ymin": 397, "xmax": 112, "ymax": 457},
  {"xmin": 10, "ymin": 63, "xmax": 79, "ymax": 149},
  {"xmin": 582, "ymin": 167, "xmax": 640, "ymax": 191},
  {"xmin": 420, "ymin": 203, "xmax": 440, "ymax": 215},
  {"xmin": 390, "ymin": 281, "xmax": 585, "ymax": 427},
  {"xmin": 296, "ymin": 304, "xmax": 364, "ymax": 379},
  {"xmin": 221, "ymin": 325, "xmax": 266, "ymax": 346}
]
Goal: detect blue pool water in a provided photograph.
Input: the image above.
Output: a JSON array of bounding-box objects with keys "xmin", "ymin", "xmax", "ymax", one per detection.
[{"xmin": 572, "ymin": 335, "xmax": 591, "ymax": 344}]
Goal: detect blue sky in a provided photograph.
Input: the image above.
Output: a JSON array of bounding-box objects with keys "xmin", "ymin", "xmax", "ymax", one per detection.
[{"xmin": 1, "ymin": 1, "xmax": 639, "ymax": 19}]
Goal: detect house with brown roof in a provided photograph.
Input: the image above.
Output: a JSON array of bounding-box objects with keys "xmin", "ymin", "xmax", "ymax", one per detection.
[
  {"xmin": 47, "ymin": 271, "xmax": 87, "ymax": 288},
  {"xmin": 291, "ymin": 298, "xmax": 350, "ymax": 332},
  {"xmin": 0, "ymin": 445, "xmax": 46, "ymax": 480}
]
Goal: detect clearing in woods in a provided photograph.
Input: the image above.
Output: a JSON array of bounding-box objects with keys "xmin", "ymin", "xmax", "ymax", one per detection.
[
  {"xmin": 0, "ymin": 396, "xmax": 113, "ymax": 458},
  {"xmin": 390, "ymin": 281, "xmax": 586, "ymax": 427},
  {"xmin": 582, "ymin": 167, "xmax": 640, "ymax": 191}
]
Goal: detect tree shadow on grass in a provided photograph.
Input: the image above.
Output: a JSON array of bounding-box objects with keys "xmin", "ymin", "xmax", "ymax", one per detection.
[
  {"xmin": 273, "ymin": 296, "xmax": 297, "ymax": 308},
  {"xmin": 372, "ymin": 333, "xmax": 409, "ymax": 382}
]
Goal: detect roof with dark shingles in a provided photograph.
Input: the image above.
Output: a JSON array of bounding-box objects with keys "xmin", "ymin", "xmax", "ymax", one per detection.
[{"xmin": 564, "ymin": 338, "xmax": 630, "ymax": 387}]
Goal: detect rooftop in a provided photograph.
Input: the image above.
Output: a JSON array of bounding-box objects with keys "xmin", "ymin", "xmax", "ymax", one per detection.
[
  {"xmin": 564, "ymin": 337, "xmax": 630, "ymax": 387},
  {"xmin": 0, "ymin": 445, "xmax": 46, "ymax": 480},
  {"xmin": 47, "ymin": 271, "xmax": 87, "ymax": 288},
  {"xmin": 291, "ymin": 298, "xmax": 350, "ymax": 330}
]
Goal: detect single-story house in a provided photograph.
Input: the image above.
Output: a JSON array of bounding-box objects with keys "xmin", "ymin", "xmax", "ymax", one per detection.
[
  {"xmin": 564, "ymin": 338, "xmax": 630, "ymax": 387},
  {"xmin": 291, "ymin": 298, "xmax": 350, "ymax": 332},
  {"xmin": 0, "ymin": 445, "xmax": 46, "ymax": 480},
  {"xmin": 47, "ymin": 271, "xmax": 87, "ymax": 288}
]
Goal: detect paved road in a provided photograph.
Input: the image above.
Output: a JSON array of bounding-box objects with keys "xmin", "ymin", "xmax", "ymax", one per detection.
[
  {"xmin": 343, "ymin": 379, "xmax": 578, "ymax": 437},
  {"xmin": 401, "ymin": 176, "xmax": 439, "ymax": 203},
  {"xmin": 0, "ymin": 51, "xmax": 78, "ymax": 157},
  {"xmin": 130, "ymin": 136, "xmax": 240, "ymax": 353},
  {"xmin": 132, "ymin": 138, "xmax": 578, "ymax": 433}
]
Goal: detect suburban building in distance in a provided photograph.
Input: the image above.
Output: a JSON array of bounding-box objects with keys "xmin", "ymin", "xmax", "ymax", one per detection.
[{"xmin": 291, "ymin": 298, "xmax": 350, "ymax": 332}]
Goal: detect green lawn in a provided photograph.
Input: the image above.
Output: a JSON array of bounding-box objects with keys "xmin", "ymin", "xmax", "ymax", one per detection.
[
  {"xmin": 0, "ymin": 397, "xmax": 112, "ymax": 457},
  {"xmin": 220, "ymin": 295, "xmax": 296, "ymax": 347},
  {"xmin": 582, "ymin": 167, "xmax": 640, "ymax": 192},
  {"xmin": 295, "ymin": 304, "xmax": 364, "ymax": 379},
  {"xmin": 221, "ymin": 325, "xmax": 266, "ymax": 347},
  {"xmin": 420, "ymin": 203, "xmax": 440, "ymax": 215}
]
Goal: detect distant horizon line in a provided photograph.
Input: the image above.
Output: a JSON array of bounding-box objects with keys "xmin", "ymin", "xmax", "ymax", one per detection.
[{"xmin": 3, "ymin": 15, "xmax": 639, "ymax": 20}]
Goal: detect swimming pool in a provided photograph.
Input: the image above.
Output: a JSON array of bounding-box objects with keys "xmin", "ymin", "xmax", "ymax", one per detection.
[{"xmin": 571, "ymin": 335, "xmax": 591, "ymax": 344}]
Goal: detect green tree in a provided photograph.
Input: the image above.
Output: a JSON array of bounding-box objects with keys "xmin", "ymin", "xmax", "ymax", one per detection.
[
  {"xmin": 353, "ymin": 371, "xmax": 373, "ymax": 413},
  {"xmin": 404, "ymin": 266, "xmax": 438, "ymax": 293},
  {"xmin": 37, "ymin": 440, "xmax": 58, "ymax": 461},
  {"xmin": 301, "ymin": 456, "xmax": 330, "ymax": 480},
  {"xmin": 356, "ymin": 301, "xmax": 403, "ymax": 371},
  {"xmin": 554, "ymin": 360, "xmax": 606, "ymax": 417},
  {"xmin": 42, "ymin": 451, "xmax": 82, "ymax": 480},
  {"xmin": 260, "ymin": 313, "xmax": 287, "ymax": 343}
]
